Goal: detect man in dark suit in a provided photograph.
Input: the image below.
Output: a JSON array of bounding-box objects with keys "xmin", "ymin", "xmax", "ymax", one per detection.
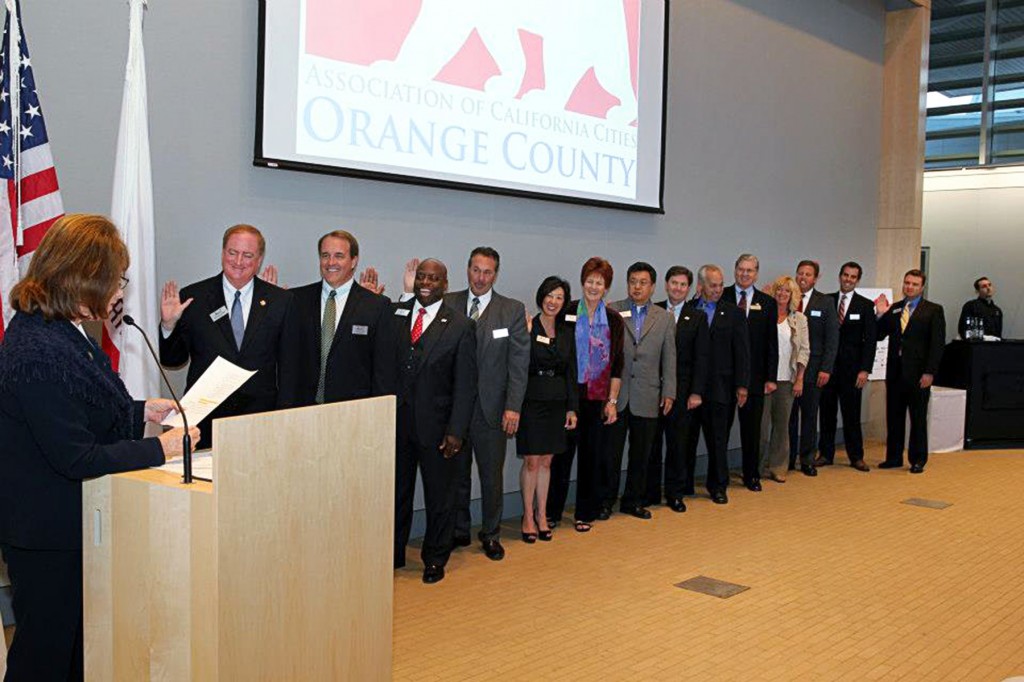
[
  {"xmin": 647, "ymin": 266, "xmax": 708, "ymax": 513},
  {"xmin": 788, "ymin": 259, "xmax": 839, "ymax": 476},
  {"xmin": 444, "ymin": 247, "xmax": 529, "ymax": 561},
  {"xmin": 392, "ymin": 259, "xmax": 478, "ymax": 584},
  {"xmin": 159, "ymin": 224, "xmax": 291, "ymax": 448},
  {"xmin": 816, "ymin": 262, "xmax": 877, "ymax": 471},
  {"xmin": 957, "ymin": 276, "xmax": 1003, "ymax": 339},
  {"xmin": 684, "ymin": 264, "xmax": 750, "ymax": 505},
  {"xmin": 606, "ymin": 262, "xmax": 677, "ymax": 520},
  {"xmin": 277, "ymin": 230, "xmax": 395, "ymax": 409},
  {"xmin": 723, "ymin": 254, "xmax": 778, "ymax": 492},
  {"xmin": 876, "ymin": 269, "xmax": 945, "ymax": 473}
]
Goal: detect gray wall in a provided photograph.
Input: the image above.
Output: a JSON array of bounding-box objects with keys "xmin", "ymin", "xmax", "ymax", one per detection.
[
  {"xmin": 922, "ymin": 169, "xmax": 1024, "ymax": 341},
  {"xmin": 22, "ymin": 0, "xmax": 885, "ymax": 510}
]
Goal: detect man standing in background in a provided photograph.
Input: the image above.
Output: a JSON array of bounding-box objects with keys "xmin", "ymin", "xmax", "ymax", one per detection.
[{"xmin": 958, "ymin": 276, "xmax": 1002, "ymax": 339}]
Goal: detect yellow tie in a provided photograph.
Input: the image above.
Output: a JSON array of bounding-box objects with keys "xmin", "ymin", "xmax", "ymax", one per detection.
[{"xmin": 900, "ymin": 304, "xmax": 911, "ymax": 333}]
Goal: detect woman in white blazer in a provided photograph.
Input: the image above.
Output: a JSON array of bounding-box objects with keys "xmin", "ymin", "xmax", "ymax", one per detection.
[{"xmin": 761, "ymin": 276, "xmax": 810, "ymax": 482}]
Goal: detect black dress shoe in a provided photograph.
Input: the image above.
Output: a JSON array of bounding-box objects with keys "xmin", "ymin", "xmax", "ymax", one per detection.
[
  {"xmin": 667, "ymin": 498, "xmax": 687, "ymax": 513},
  {"xmin": 422, "ymin": 564, "xmax": 445, "ymax": 584},
  {"xmin": 800, "ymin": 465, "xmax": 818, "ymax": 477},
  {"xmin": 812, "ymin": 456, "xmax": 833, "ymax": 467},
  {"xmin": 909, "ymin": 463, "xmax": 925, "ymax": 474},
  {"xmin": 482, "ymin": 539, "xmax": 505, "ymax": 561},
  {"xmin": 453, "ymin": 535, "xmax": 472, "ymax": 547},
  {"xmin": 597, "ymin": 505, "xmax": 613, "ymax": 521},
  {"xmin": 745, "ymin": 480, "xmax": 762, "ymax": 492},
  {"xmin": 711, "ymin": 491, "xmax": 728, "ymax": 505},
  {"xmin": 877, "ymin": 461, "xmax": 902, "ymax": 469},
  {"xmin": 850, "ymin": 460, "xmax": 871, "ymax": 472},
  {"xmin": 621, "ymin": 506, "xmax": 652, "ymax": 519},
  {"xmin": 546, "ymin": 516, "xmax": 560, "ymax": 529}
]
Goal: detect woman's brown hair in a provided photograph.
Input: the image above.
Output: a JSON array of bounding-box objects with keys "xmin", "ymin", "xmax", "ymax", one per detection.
[{"xmin": 10, "ymin": 214, "xmax": 129, "ymax": 321}]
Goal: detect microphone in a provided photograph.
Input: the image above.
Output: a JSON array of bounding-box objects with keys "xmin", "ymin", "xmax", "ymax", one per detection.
[{"xmin": 123, "ymin": 315, "xmax": 193, "ymax": 484}]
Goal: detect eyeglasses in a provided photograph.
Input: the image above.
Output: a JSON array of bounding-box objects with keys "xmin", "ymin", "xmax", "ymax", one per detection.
[{"xmin": 119, "ymin": 276, "xmax": 130, "ymax": 291}]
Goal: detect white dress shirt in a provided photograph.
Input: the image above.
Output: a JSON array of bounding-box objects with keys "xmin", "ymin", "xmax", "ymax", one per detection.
[
  {"xmin": 836, "ymin": 291, "xmax": 852, "ymax": 314},
  {"xmin": 801, "ymin": 288, "xmax": 815, "ymax": 312},
  {"xmin": 666, "ymin": 300, "xmax": 684, "ymax": 323},
  {"xmin": 223, "ymin": 276, "xmax": 255, "ymax": 329},
  {"xmin": 467, "ymin": 289, "xmax": 492, "ymax": 318},
  {"xmin": 411, "ymin": 299, "xmax": 444, "ymax": 334},
  {"xmin": 321, "ymin": 278, "xmax": 354, "ymax": 331}
]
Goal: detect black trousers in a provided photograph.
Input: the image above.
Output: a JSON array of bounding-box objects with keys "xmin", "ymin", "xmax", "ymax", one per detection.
[
  {"xmin": 884, "ymin": 378, "xmax": 931, "ymax": 466},
  {"xmin": 0, "ymin": 544, "xmax": 84, "ymax": 682},
  {"xmin": 394, "ymin": 406, "xmax": 465, "ymax": 568},
  {"xmin": 699, "ymin": 400, "xmax": 733, "ymax": 494},
  {"xmin": 454, "ymin": 406, "xmax": 508, "ymax": 542},
  {"xmin": 546, "ymin": 430, "xmax": 577, "ymax": 522},
  {"xmin": 603, "ymin": 408, "xmax": 659, "ymax": 510},
  {"xmin": 789, "ymin": 378, "xmax": 823, "ymax": 468},
  {"xmin": 727, "ymin": 392, "xmax": 765, "ymax": 484},
  {"xmin": 819, "ymin": 372, "xmax": 865, "ymax": 463},
  {"xmin": 648, "ymin": 403, "xmax": 701, "ymax": 502},
  {"xmin": 572, "ymin": 399, "xmax": 608, "ymax": 522}
]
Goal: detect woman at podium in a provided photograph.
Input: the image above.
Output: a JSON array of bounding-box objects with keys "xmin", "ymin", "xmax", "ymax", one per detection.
[{"xmin": 0, "ymin": 214, "xmax": 197, "ymax": 682}]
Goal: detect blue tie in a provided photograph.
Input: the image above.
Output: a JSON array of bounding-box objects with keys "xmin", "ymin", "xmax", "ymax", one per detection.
[{"xmin": 230, "ymin": 290, "xmax": 244, "ymax": 349}]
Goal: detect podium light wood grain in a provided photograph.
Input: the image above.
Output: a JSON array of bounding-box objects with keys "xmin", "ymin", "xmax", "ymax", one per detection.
[{"xmin": 83, "ymin": 396, "xmax": 395, "ymax": 681}]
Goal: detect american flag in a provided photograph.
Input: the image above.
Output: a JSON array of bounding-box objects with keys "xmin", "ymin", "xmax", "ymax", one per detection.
[{"xmin": 0, "ymin": 2, "xmax": 64, "ymax": 341}]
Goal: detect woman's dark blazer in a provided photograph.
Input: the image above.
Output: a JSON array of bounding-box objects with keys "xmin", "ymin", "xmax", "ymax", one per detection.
[{"xmin": 0, "ymin": 317, "xmax": 164, "ymax": 550}]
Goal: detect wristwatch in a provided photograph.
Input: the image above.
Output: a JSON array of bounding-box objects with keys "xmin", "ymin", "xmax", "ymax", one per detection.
[{"xmin": 607, "ymin": 398, "xmax": 618, "ymax": 405}]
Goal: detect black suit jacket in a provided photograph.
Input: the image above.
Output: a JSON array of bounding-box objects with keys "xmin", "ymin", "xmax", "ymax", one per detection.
[
  {"xmin": 656, "ymin": 300, "xmax": 709, "ymax": 400},
  {"xmin": 684, "ymin": 298, "xmax": 750, "ymax": 404},
  {"xmin": 159, "ymin": 274, "xmax": 291, "ymax": 440},
  {"xmin": 878, "ymin": 298, "xmax": 946, "ymax": 383},
  {"xmin": 278, "ymin": 281, "xmax": 396, "ymax": 408},
  {"xmin": 392, "ymin": 299, "xmax": 478, "ymax": 448},
  {"xmin": 802, "ymin": 289, "xmax": 840, "ymax": 376},
  {"xmin": 829, "ymin": 291, "xmax": 878, "ymax": 377},
  {"xmin": 723, "ymin": 285, "xmax": 779, "ymax": 392}
]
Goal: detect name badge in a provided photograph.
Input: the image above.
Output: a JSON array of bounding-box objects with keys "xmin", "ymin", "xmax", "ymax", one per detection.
[
  {"xmin": 565, "ymin": 314, "xmax": 578, "ymax": 322},
  {"xmin": 492, "ymin": 328, "xmax": 509, "ymax": 339},
  {"xmin": 395, "ymin": 308, "xmax": 411, "ymax": 317},
  {"xmin": 849, "ymin": 313, "xmax": 861, "ymax": 321},
  {"xmin": 749, "ymin": 303, "xmax": 762, "ymax": 311},
  {"xmin": 210, "ymin": 306, "xmax": 228, "ymax": 322},
  {"xmin": 619, "ymin": 310, "xmax": 632, "ymax": 318},
  {"xmin": 810, "ymin": 310, "xmax": 822, "ymax": 317},
  {"xmin": 352, "ymin": 325, "xmax": 369, "ymax": 335},
  {"xmin": 536, "ymin": 335, "xmax": 551, "ymax": 345}
]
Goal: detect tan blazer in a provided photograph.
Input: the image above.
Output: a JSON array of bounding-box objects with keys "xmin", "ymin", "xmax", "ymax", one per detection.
[{"xmin": 784, "ymin": 311, "xmax": 810, "ymax": 375}]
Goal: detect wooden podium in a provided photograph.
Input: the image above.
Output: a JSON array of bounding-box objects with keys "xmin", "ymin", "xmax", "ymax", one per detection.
[{"xmin": 82, "ymin": 396, "xmax": 395, "ymax": 681}]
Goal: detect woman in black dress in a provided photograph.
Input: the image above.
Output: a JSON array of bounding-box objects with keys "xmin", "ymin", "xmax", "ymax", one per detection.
[{"xmin": 517, "ymin": 277, "xmax": 578, "ymax": 542}]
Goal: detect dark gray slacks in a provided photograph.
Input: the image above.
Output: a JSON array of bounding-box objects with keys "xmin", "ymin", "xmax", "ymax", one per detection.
[{"xmin": 455, "ymin": 406, "xmax": 510, "ymax": 542}]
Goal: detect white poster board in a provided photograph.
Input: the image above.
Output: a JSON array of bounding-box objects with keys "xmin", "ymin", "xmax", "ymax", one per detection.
[{"xmin": 855, "ymin": 287, "xmax": 892, "ymax": 381}]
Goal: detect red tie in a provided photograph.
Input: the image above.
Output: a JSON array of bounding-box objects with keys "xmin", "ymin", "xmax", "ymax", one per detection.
[
  {"xmin": 410, "ymin": 308, "xmax": 427, "ymax": 344},
  {"xmin": 797, "ymin": 295, "xmax": 804, "ymax": 313},
  {"xmin": 739, "ymin": 290, "xmax": 748, "ymax": 314},
  {"xmin": 838, "ymin": 295, "xmax": 847, "ymax": 325}
]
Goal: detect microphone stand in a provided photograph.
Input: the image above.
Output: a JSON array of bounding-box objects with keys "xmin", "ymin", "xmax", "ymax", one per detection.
[{"xmin": 123, "ymin": 314, "xmax": 193, "ymax": 484}]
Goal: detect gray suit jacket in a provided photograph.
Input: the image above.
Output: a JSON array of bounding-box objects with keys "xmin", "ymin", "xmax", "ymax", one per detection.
[
  {"xmin": 609, "ymin": 299, "xmax": 677, "ymax": 419},
  {"xmin": 445, "ymin": 289, "xmax": 530, "ymax": 427},
  {"xmin": 802, "ymin": 289, "xmax": 839, "ymax": 376}
]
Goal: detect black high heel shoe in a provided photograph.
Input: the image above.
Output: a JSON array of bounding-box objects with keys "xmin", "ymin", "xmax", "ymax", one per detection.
[
  {"xmin": 537, "ymin": 529, "xmax": 553, "ymax": 542},
  {"xmin": 521, "ymin": 516, "xmax": 538, "ymax": 544}
]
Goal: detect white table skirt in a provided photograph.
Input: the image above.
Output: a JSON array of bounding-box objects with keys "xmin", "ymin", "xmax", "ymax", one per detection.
[{"xmin": 928, "ymin": 386, "xmax": 967, "ymax": 453}]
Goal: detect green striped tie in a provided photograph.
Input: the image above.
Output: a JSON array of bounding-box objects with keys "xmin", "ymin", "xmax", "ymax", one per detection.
[{"xmin": 315, "ymin": 290, "xmax": 337, "ymax": 404}]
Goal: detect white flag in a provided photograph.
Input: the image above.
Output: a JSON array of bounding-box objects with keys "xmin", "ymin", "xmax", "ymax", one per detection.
[{"xmin": 107, "ymin": 0, "xmax": 158, "ymax": 399}]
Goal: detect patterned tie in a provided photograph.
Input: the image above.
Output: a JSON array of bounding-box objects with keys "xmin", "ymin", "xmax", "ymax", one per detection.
[
  {"xmin": 411, "ymin": 307, "xmax": 427, "ymax": 344},
  {"xmin": 230, "ymin": 290, "xmax": 244, "ymax": 350},
  {"xmin": 838, "ymin": 294, "xmax": 847, "ymax": 325},
  {"xmin": 315, "ymin": 290, "xmax": 337, "ymax": 404},
  {"xmin": 900, "ymin": 302, "xmax": 912, "ymax": 333},
  {"xmin": 469, "ymin": 296, "xmax": 480, "ymax": 321},
  {"xmin": 739, "ymin": 290, "xmax": 748, "ymax": 315}
]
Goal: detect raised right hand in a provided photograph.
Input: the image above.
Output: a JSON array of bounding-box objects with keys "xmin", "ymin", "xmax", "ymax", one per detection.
[
  {"xmin": 402, "ymin": 258, "xmax": 420, "ymax": 294},
  {"xmin": 158, "ymin": 426, "xmax": 201, "ymax": 461},
  {"xmin": 161, "ymin": 281, "xmax": 193, "ymax": 332}
]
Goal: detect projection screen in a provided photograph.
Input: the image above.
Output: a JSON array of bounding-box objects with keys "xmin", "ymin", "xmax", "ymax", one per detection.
[{"xmin": 256, "ymin": 0, "xmax": 669, "ymax": 212}]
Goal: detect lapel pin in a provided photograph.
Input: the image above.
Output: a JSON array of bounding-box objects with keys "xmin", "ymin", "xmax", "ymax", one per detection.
[
  {"xmin": 259, "ymin": 299, "xmax": 266, "ymax": 307},
  {"xmin": 441, "ymin": 318, "xmax": 448, "ymax": 323}
]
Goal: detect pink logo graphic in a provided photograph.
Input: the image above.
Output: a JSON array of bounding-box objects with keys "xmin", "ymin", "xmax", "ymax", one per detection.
[{"xmin": 305, "ymin": 0, "xmax": 640, "ymax": 123}]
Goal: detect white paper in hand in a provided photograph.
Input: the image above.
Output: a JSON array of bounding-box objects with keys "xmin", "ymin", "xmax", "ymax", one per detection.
[{"xmin": 161, "ymin": 356, "xmax": 256, "ymax": 428}]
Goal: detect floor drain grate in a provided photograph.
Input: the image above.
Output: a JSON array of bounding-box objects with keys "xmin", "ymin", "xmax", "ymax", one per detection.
[
  {"xmin": 902, "ymin": 498, "xmax": 952, "ymax": 510},
  {"xmin": 675, "ymin": 575, "xmax": 750, "ymax": 599}
]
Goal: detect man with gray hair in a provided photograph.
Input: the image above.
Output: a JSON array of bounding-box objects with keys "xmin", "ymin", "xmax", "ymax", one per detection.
[{"xmin": 682, "ymin": 265, "xmax": 750, "ymax": 505}]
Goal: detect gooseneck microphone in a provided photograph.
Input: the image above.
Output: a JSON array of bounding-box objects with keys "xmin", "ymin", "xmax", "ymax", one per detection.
[{"xmin": 123, "ymin": 315, "xmax": 193, "ymax": 484}]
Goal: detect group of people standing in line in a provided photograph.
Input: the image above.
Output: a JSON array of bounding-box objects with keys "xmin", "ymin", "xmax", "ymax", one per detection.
[{"xmin": 0, "ymin": 214, "xmax": 957, "ymax": 679}]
